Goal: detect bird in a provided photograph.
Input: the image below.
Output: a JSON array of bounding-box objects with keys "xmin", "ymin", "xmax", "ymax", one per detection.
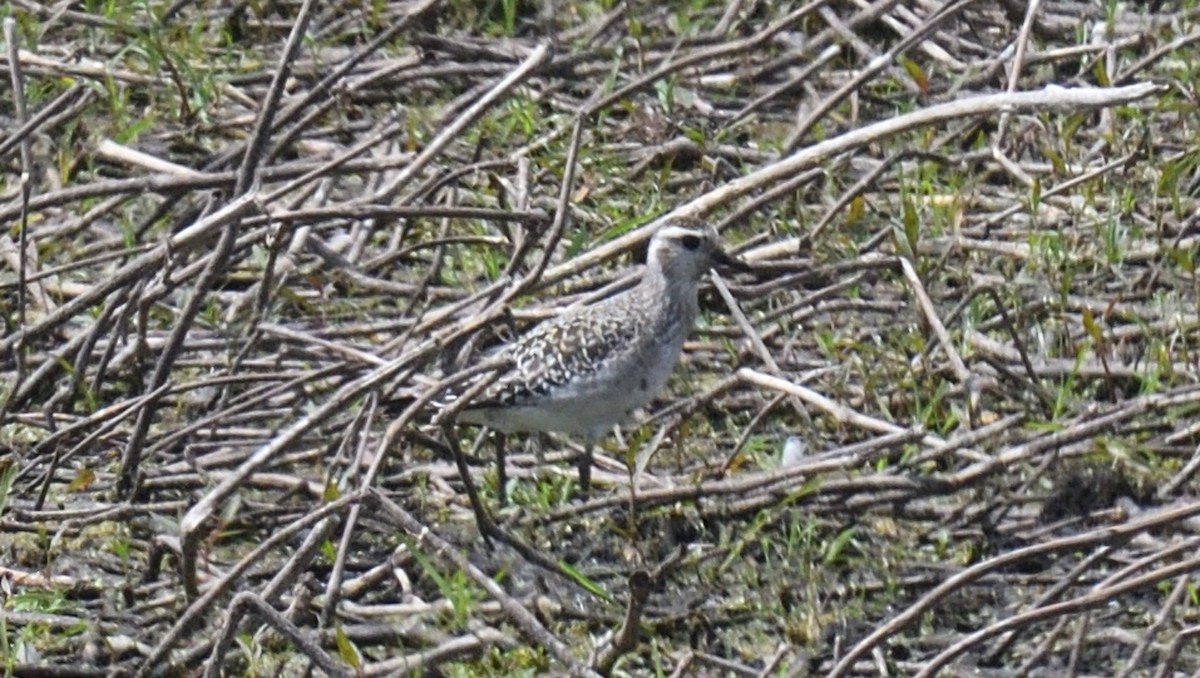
[{"xmin": 445, "ymin": 216, "xmax": 750, "ymax": 501}]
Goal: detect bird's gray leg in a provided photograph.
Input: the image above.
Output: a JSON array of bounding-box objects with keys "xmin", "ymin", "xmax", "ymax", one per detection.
[
  {"xmin": 577, "ymin": 442, "xmax": 593, "ymax": 499},
  {"xmin": 495, "ymin": 431, "xmax": 509, "ymax": 506}
]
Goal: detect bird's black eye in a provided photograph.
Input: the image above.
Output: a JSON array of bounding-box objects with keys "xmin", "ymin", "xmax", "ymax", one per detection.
[{"xmin": 681, "ymin": 234, "xmax": 701, "ymax": 250}]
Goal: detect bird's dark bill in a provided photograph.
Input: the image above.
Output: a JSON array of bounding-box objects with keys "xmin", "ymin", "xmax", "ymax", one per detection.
[{"xmin": 713, "ymin": 249, "xmax": 751, "ymax": 273}]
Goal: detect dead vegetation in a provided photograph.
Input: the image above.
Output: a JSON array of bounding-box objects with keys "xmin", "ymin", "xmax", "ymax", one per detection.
[{"xmin": 3, "ymin": 0, "xmax": 1200, "ymax": 675}]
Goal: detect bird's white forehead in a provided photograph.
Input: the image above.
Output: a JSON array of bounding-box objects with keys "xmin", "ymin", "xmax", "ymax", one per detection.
[{"xmin": 652, "ymin": 222, "xmax": 717, "ymax": 244}]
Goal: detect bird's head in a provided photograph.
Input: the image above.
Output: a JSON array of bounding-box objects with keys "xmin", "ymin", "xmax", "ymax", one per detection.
[{"xmin": 647, "ymin": 217, "xmax": 750, "ymax": 282}]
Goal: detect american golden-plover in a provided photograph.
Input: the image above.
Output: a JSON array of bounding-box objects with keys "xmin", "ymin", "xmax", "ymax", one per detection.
[{"xmin": 449, "ymin": 217, "xmax": 749, "ymax": 499}]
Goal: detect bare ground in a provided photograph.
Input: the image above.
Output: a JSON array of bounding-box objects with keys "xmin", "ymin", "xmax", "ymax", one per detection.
[{"xmin": 3, "ymin": 0, "xmax": 1200, "ymax": 676}]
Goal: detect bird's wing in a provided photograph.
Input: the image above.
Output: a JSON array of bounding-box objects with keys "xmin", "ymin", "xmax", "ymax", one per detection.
[{"xmin": 469, "ymin": 306, "xmax": 641, "ymax": 409}]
